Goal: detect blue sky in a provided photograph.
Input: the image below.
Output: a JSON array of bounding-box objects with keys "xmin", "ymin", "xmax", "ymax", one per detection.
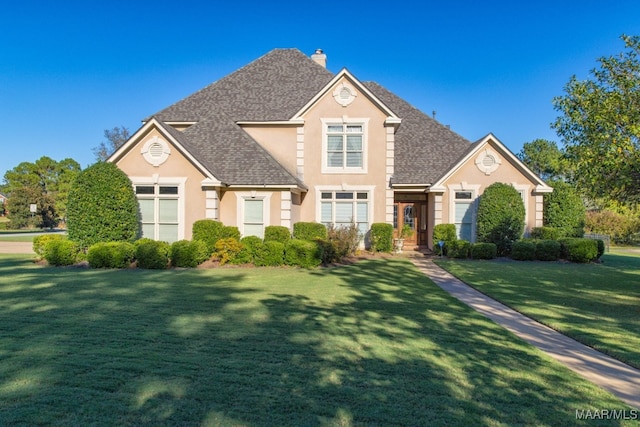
[{"xmin": 2, "ymin": 0, "xmax": 640, "ymax": 178}]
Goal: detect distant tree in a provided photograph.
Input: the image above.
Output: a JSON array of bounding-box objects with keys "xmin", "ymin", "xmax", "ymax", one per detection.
[
  {"xmin": 67, "ymin": 162, "xmax": 139, "ymax": 248},
  {"xmin": 552, "ymin": 35, "xmax": 640, "ymax": 204},
  {"xmin": 92, "ymin": 126, "xmax": 131, "ymax": 161},
  {"xmin": 517, "ymin": 139, "xmax": 569, "ymax": 182},
  {"xmin": 476, "ymin": 183, "xmax": 525, "ymax": 256},
  {"xmin": 6, "ymin": 186, "xmax": 57, "ymax": 229},
  {"xmin": 1, "ymin": 156, "xmax": 80, "ymax": 228}
]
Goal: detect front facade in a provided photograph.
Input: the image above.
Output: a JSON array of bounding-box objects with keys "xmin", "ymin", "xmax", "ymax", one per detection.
[{"xmin": 110, "ymin": 49, "xmax": 551, "ymax": 249}]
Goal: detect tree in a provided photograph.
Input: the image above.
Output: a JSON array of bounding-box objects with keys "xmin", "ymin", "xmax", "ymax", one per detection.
[
  {"xmin": 5, "ymin": 186, "xmax": 57, "ymax": 229},
  {"xmin": 0, "ymin": 156, "xmax": 81, "ymax": 228},
  {"xmin": 552, "ymin": 35, "xmax": 640, "ymax": 204},
  {"xmin": 93, "ymin": 126, "xmax": 131, "ymax": 161},
  {"xmin": 476, "ymin": 183, "xmax": 525, "ymax": 256},
  {"xmin": 543, "ymin": 181, "xmax": 585, "ymax": 237},
  {"xmin": 67, "ymin": 162, "xmax": 140, "ymax": 248},
  {"xmin": 517, "ymin": 139, "xmax": 569, "ymax": 182}
]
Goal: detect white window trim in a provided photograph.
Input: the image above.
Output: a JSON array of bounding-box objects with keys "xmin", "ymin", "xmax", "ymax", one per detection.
[
  {"xmin": 236, "ymin": 191, "xmax": 272, "ymax": 238},
  {"xmin": 130, "ymin": 176, "xmax": 186, "ymax": 241},
  {"xmin": 315, "ymin": 185, "xmax": 374, "ymax": 225},
  {"xmin": 141, "ymin": 136, "xmax": 171, "ymax": 167},
  {"xmin": 448, "ymin": 183, "xmax": 480, "ymax": 242},
  {"xmin": 512, "ymin": 183, "xmax": 531, "ymax": 235},
  {"xmin": 321, "ymin": 117, "xmax": 369, "ymax": 174}
]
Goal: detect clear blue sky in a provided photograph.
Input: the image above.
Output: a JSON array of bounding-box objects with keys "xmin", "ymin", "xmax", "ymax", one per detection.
[{"xmin": 2, "ymin": 0, "xmax": 640, "ymax": 178}]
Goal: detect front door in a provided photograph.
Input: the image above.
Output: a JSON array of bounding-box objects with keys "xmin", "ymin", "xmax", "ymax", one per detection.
[{"xmin": 396, "ymin": 202, "xmax": 419, "ymax": 247}]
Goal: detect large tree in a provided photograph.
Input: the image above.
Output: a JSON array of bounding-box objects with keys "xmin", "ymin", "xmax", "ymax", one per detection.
[
  {"xmin": 552, "ymin": 35, "xmax": 640, "ymax": 204},
  {"xmin": 93, "ymin": 126, "xmax": 131, "ymax": 161},
  {"xmin": 1, "ymin": 156, "xmax": 81, "ymax": 227},
  {"xmin": 517, "ymin": 139, "xmax": 569, "ymax": 182}
]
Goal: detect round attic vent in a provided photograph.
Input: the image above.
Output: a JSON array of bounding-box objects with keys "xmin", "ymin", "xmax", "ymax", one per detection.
[
  {"xmin": 141, "ymin": 136, "xmax": 170, "ymax": 166},
  {"xmin": 475, "ymin": 148, "xmax": 501, "ymax": 175},
  {"xmin": 333, "ymin": 82, "xmax": 357, "ymax": 107}
]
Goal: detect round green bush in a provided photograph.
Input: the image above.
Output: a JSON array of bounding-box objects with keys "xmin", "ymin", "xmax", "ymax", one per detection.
[
  {"xmin": 447, "ymin": 239, "xmax": 470, "ymax": 258},
  {"xmin": 595, "ymin": 239, "xmax": 605, "ymax": 259},
  {"xmin": 293, "ymin": 222, "xmax": 327, "ymax": 241},
  {"xmin": 192, "ymin": 219, "xmax": 224, "ymax": 255},
  {"xmin": 255, "ymin": 241, "xmax": 285, "ymax": 266},
  {"xmin": 564, "ymin": 238, "xmax": 598, "ymax": 263},
  {"xmin": 476, "ymin": 183, "xmax": 525, "ymax": 256},
  {"xmin": 135, "ymin": 238, "xmax": 170, "ymax": 269},
  {"xmin": 44, "ymin": 239, "xmax": 80, "ymax": 266},
  {"xmin": 232, "ymin": 236, "xmax": 263, "ymax": 264},
  {"xmin": 471, "ymin": 242, "xmax": 497, "ymax": 260},
  {"xmin": 535, "ymin": 240, "xmax": 561, "ymax": 261},
  {"xmin": 544, "ymin": 181, "xmax": 585, "ymax": 238},
  {"xmin": 67, "ymin": 162, "xmax": 140, "ymax": 249},
  {"xmin": 370, "ymin": 223, "xmax": 393, "ymax": 253},
  {"xmin": 264, "ymin": 226, "xmax": 291, "ymax": 243},
  {"xmin": 221, "ymin": 226, "xmax": 241, "ymax": 241},
  {"xmin": 511, "ymin": 240, "xmax": 536, "ymax": 261},
  {"xmin": 285, "ymin": 239, "xmax": 322, "ymax": 268},
  {"xmin": 170, "ymin": 240, "xmax": 210, "ymax": 268},
  {"xmin": 87, "ymin": 241, "xmax": 135, "ymax": 269},
  {"xmin": 433, "ymin": 224, "xmax": 457, "ymax": 255},
  {"xmin": 531, "ymin": 227, "xmax": 560, "ymax": 240},
  {"xmin": 33, "ymin": 234, "xmax": 65, "ymax": 258}
]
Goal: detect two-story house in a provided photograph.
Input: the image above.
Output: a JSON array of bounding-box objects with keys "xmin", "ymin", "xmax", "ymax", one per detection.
[{"xmin": 109, "ymin": 48, "xmax": 551, "ymax": 250}]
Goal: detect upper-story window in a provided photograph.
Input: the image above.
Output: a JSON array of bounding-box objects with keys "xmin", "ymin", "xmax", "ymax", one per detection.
[{"xmin": 322, "ymin": 118, "xmax": 368, "ymax": 174}]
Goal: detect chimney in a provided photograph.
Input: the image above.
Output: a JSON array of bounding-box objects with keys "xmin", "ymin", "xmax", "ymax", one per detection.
[{"xmin": 311, "ymin": 49, "xmax": 327, "ymax": 68}]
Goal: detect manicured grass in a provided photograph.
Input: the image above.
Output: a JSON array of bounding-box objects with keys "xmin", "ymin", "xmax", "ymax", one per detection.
[
  {"xmin": 0, "ymin": 235, "xmax": 36, "ymax": 242},
  {"xmin": 436, "ymin": 252, "xmax": 640, "ymax": 370},
  {"xmin": 0, "ymin": 255, "xmax": 635, "ymax": 426}
]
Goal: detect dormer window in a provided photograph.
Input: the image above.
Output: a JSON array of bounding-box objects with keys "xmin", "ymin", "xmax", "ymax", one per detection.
[{"xmin": 322, "ymin": 118, "xmax": 368, "ymax": 174}]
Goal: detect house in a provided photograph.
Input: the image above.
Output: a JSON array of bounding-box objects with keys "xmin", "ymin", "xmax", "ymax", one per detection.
[{"xmin": 109, "ymin": 48, "xmax": 552, "ymax": 250}]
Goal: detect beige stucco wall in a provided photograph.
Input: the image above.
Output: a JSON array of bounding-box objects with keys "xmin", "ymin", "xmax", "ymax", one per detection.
[{"xmin": 242, "ymin": 125, "xmax": 299, "ymax": 177}]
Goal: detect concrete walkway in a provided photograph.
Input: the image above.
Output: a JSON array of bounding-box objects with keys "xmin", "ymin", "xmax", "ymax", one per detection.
[{"xmin": 410, "ymin": 257, "xmax": 640, "ymax": 410}]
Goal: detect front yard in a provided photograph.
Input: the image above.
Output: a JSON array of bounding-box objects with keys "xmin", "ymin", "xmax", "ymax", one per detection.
[{"xmin": 0, "ymin": 255, "xmax": 636, "ymax": 426}]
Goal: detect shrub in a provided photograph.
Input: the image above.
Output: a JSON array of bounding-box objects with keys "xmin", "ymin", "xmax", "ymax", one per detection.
[
  {"xmin": 33, "ymin": 234, "xmax": 66, "ymax": 258},
  {"xmin": 544, "ymin": 181, "xmax": 585, "ymax": 238},
  {"xmin": 233, "ymin": 236, "xmax": 263, "ymax": 264},
  {"xmin": 595, "ymin": 239, "xmax": 605, "ymax": 259},
  {"xmin": 476, "ymin": 183, "xmax": 525, "ymax": 256},
  {"xmin": 584, "ymin": 209, "xmax": 640, "ymax": 245},
  {"xmin": 531, "ymin": 227, "xmax": 560, "ymax": 240},
  {"xmin": 221, "ymin": 226, "xmax": 241, "ymax": 241},
  {"xmin": 563, "ymin": 238, "xmax": 598, "ymax": 263},
  {"xmin": 264, "ymin": 226, "xmax": 291, "ymax": 244},
  {"xmin": 285, "ymin": 239, "xmax": 322, "ymax": 268},
  {"xmin": 447, "ymin": 240, "xmax": 471, "ymax": 259},
  {"xmin": 67, "ymin": 162, "xmax": 140, "ymax": 248},
  {"xmin": 192, "ymin": 220, "xmax": 224, "ymax": 255},
  {"xmin": 293, "ymin": 222, "xmax": 327, "ymax": 241},
  {"xmin": 511, "ymin": 241, "xmax": 537, "ymax": 261},
  {"xmin": 536, "ymin": 240, "xmax": 561, "ymax": 261},
  {"xmin": 135, "ymin": 238, "xmax": 170, "ymax": 269},
  {"xmin": 471, "ymin": 242, "xmax": 497, "ymax": 260},
  {"xmin": 254, "ymin": 241, "xmax": 285, "ymax": 266},
  {"xmin": 370, "ymin": 223, "xmax": 393, "ymax": 253},
  {"xmin": 170, "ymin": 240, "xmax": 209, "ymax": 268},
  {"xmin": 559, "ymin": 238, "xmax": 579, "ymax": 260},
  {"xmin": 214, "ymin": 237, "xmax": 243, "ymax": 265},
  {"xmin": 315, "ymin": 238, "xmax": 338, "ymax": 264},
  {"xmin": 87, "ymin": 241, "xmax": 135, "ymax": 269},
  {"xmin": 44, "ymin": 239, "xmax": 80, "ymax": 266},
  {"xmin": 433, "ymin": 224, "xmax": 457, "ymax": 255},
  {"xmin": 327, "ymin": 223, "xmax": 360, "ymax": 260}
]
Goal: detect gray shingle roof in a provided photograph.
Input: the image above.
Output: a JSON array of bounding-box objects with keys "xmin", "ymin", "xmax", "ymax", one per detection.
[{"xmin": 364, "ymin": 81, "xmax": 472, "ymax": 185}]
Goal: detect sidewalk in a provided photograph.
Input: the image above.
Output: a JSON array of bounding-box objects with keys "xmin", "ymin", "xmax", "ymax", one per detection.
[{"xmin": 410, "ymin": 257, "xmax": 640, "ymax": 410}]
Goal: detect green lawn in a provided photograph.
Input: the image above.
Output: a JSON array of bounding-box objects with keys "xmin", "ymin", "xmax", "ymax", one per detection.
[
  {"xmin": 436, "ymin": 251, "xmax": 640, "ymax": 370},
  {"xmin": 0, "ymin": 255, "xmax": 636, "ymax": 426}
]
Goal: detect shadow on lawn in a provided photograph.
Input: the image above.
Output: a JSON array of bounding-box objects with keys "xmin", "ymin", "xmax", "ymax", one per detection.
[{"xmin": 0, "ymin": 256, "xmax": 630, "ymax": 426}]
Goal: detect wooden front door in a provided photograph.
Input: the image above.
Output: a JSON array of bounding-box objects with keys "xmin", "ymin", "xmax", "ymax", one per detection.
[{"xmin": 396, "ymin": 202, "xmax": 419, "ymax": 247}]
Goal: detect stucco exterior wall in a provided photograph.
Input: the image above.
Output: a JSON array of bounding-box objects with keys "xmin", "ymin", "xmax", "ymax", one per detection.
[{"xmin": 242, "ymin": 125, "xmax": 299, "ymax": 177}]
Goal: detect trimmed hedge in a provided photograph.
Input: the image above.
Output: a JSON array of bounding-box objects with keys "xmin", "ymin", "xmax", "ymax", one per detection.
[
  {"xmin": 233, "ymin": 236, "xmax": 263, "ymax": 264},
  {"xmin": 370, "ymin": 223, "xmax": 393, "ymax": 253},
  {"xmin": 511, "ymin": 241, "xmax": 536, "ymax": 261},
  {"xmin": 33, "ymin": 234, "xmax": 66, "ymax": 258},
  {"xmin": 192, "ymin": 220, "xmax": 224, "ymax": 255},
  {"xmin": 44, "ymin": 239, "xmax": 80, "ymax": 266},
  {"xmin": 595, "ymin": 239, "xmax": 605, "ymax": 259},
  {"xmin": 264, "ymin": 226, "xmax": 291, "ymax": 244},
  {"xmin": 285, "ymin": 239, "xmax": 322, "ymax": 268},
  {"xmin": 544, "ymin": 181, "xmax": 585, "ymax": 238},
  {"xmin": 135, "ymin": 238, "xmax": 170, "ymax": 269},
  {"xmin": 536, "ymin": 240, "xmax": 561, "ymax": 261},
  {"xmin": 214, "ymin": 237, "xmax": 243, "ymax": 265},
  {"xmin": 563, "ymin": 238, "xmax": 598, "ymax": 263},
  {"xmin": 87, "ymin": 241, "xmax": 135, "ymax": 268},
  {"xmin": 254, "ymin": 241, "xmax": 285, "ymax": 266},
  {"xmin": 170, "ymin": 240, "xmax": 210, "ymax": 268},
  {"xmin": 531, "ymin": 227, "xmax": 561, "ymax": 240},
  {"xmin": 447, "ymin": 240, "xmax": 471, "ymax": 259},
  {"xmin": 433, "ymin": 224, "xmax": 457, "ymax": 256},
  {"xmin": 476, "ymin": 183, "xmax": 525, "ymax": 256},
  {"xmin": 471, "ymin": 243, "xmax": 497, "ymax": 260},
  {"xmin": 222, "ymin": 226, "xmax": 241, "ymax": 241},
  {"xmin": 293, "ymin": 222, "xmax": 327, "ymax": 241}
]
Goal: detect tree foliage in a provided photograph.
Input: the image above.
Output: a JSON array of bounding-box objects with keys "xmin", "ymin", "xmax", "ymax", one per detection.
[
  {"xmin": 517, "ymin": 139, "xmax": 569, "ymax": 182},
  {"xmin": 93, "ymin": 126, "xmax": 131, "ymax": 161},
  {"xmin": 1, "ymin": 156, "xmax": 80, "ymax": 227},
  {"xmin": 543, "ymin": 181, "xmax": 585, "ymax": 238},
  {"xmin": 552, "ymin": 35, "xmax": 640, "ymax": 204},
  {"xmin": 67, "ymin": 162, "xmax": 140, "ymax": 248},
  {"xmin": 476, "ymin": 183, "xmax": 525, "ymax": 256}
]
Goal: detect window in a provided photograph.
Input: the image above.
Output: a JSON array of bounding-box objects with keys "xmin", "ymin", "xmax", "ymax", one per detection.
[
  {"xmin": 320, "ymin": 191, "xmax": 369, "ymax": 237},
  {"xmin": 244, "ymin": 199, "xmax": 264, "ymax": 238},
  {"xmin": 454, "ymin": 191, "xmax": 475, "ymax": 241},
  {"xmin": 136, "ymin": 184, "xmax": 180, "ymax": 243},
  {"xmin": 322, "ymin": 119, "xmax": 368, "ymax": 173}
]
